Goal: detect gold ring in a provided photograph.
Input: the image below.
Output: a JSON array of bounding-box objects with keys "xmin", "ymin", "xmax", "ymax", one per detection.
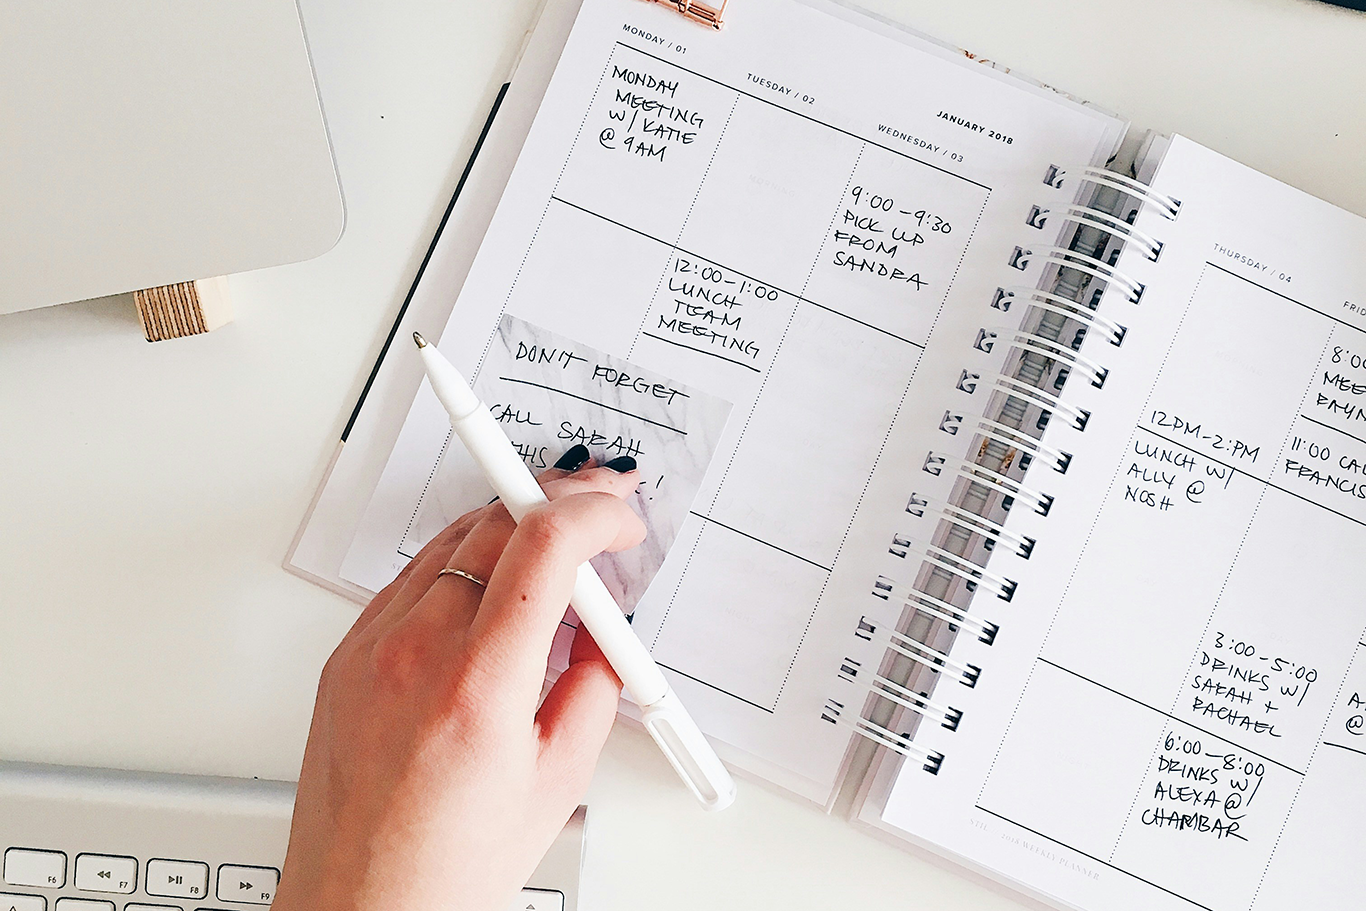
[{"xmin": 438, "ymin": 568, "xmax": 487, "ymax": 588}]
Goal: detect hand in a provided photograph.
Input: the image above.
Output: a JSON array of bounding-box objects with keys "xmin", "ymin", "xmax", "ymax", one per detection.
[{"xmin": 273, "ymin": 447, "xmax": 644, "ymax": 911}]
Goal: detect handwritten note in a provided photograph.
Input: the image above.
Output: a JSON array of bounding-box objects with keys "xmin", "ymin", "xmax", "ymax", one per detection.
[
  {"xmin": 595, "ymin": 64, "xmax": 706, "ymax": 164},
  {"xmin": 471, "ymin": 315, "xmax": 731, "ymax": 611}
]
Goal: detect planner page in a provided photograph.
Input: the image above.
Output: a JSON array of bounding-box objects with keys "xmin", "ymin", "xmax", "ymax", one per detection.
[
  {"xmin": 879, "ymin": 135, "xmax": 1366, "ymax": 910},
  {"xmin": 340, "ymin": 0, "xmax": 1124, "ymax": 800},
  {"xmin": 466, "ymin": 313, "xmax": 733, "ymax": 612}
]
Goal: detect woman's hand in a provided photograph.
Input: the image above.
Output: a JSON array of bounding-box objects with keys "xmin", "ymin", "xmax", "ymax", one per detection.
[{"xmin": 273, "ymin": 446, "xmax": 643, "ymax": 911}]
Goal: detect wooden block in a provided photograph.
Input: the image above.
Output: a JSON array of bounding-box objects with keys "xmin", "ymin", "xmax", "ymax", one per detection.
[{"xmin": 133, "ymin": 276, "xmax": 233, "ymax": 342}]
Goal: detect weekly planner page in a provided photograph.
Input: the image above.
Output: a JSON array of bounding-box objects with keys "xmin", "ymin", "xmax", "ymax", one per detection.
[
  {"xmin": 881, "ymin": 136, "xmax": 1366, "ymax": 910},
  {"xmin": 341, "ymin": 0, "xmax": 1124, "ymax": 799}
]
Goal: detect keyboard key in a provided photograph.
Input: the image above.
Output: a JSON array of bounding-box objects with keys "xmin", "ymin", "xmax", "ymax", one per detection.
[
  {"xmin": 3, "ymin": 850, "xmax": 66, "ymax": 888},
  {"xmin": 215, "ymin": 865, "xmax": 278, "ymax": 905},
  {"xmin": 0, "ymin": 893, "xmax": 47, "ymax": 911},
  {"xmin": 512, "ymin": 889, "xmax": 565, "ymax": 911},
  {"xmin": 125, "ymin": 905, "xmax": 182, "ymax": 911},
  {"xmin": 145, "ymin": 860, "xmax": 209, "ymax": 899},
  {"xmin": 53, "ymin": 901, "xmax": 112, "ymax": 911},
  {"xmin": 72, "ymin": 855, "xmax": 136, "ymax": 894}
]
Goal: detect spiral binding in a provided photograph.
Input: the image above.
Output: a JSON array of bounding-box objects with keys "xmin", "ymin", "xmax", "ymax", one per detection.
[
  {"xmin": 923, "ymin": 452, "xmax": 1054, "ymax": 516},
  {"xmin": 873, "ymin": 576, "xmax": 999, "ymax": 643},
  {"xmin": 820, "ymin": 697, "xmax": 944, "ymax": 773},
  {"xmin": 855, "ymin": 614, "xmax": 983, "ymax": 687},
  {"xmin": 1043, "ymin": 164, "xmax": 1181, "ymax": 219},
  {"xmin": 832, "ymin": 160, "xmax": 1169, "ymax": 775},
  {"xmin": 976, "ymin": 326, "xmax": 1109, "ymax": 387},
  {"xmin": 988, "ymin": 374, "xmax": 1091, "ymax": 432},
  {"xmin": 1009, "ymin": 245, "xmax": 1146, "ymax": 303},
  {"xmin": 943, "ymin": 411, "xmax": 1074, "ymax": 474},
  {"xmin": 832, "ymin": 654, "xmax": 964, "ymax": 730},
  {"xmin": 905, "ymin": 492, "xmax": 1037, "ymax": 559},
  {"xmin": 991, "ymin": 286, "xmax": 1128, "ymax": 346},
  {"xmin": 886, "ymin": 537, "xmax": 1018, "ymax": 601},
  {"xmin": 1027, "ymin": 204, "xmax": 1164, "ymax": 261}
]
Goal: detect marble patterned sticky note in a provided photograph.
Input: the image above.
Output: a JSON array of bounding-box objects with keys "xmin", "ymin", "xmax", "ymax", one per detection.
[{"xmin": 472, "ymin": 314, "xmax": 731, "ymax": 612}]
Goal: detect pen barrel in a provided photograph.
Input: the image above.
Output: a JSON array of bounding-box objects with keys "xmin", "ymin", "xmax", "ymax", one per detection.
[
  {"xmin": 571, "ymin": 566, "xmax": 670, "ymax": 706},
  {"xmin": 421, "ymin": 343, "xmax": 732, "ymax": 808},
  {"xmin": 452, "ymin": 408, "xmax": 549, "ymax": 521}
]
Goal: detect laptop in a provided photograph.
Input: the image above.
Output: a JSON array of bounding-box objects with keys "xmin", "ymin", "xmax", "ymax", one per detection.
[{"xmin": 0, "ymin": 0, "xmax": 343, "ymax": 314}]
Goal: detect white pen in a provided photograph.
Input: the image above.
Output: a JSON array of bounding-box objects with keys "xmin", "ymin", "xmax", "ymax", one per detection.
[{"xmin": 412, "ymin": 331, "xmax": 737, "ymax": 811}]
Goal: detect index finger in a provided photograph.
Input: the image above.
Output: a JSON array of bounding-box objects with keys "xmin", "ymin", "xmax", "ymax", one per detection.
[{"xmin": 465, "ymin": 492, "xmax": 645, "ymax": 704}]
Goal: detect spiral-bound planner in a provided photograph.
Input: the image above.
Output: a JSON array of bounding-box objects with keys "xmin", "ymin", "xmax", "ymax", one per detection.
[
  {"xmin": 851, "ymin": 133, "xmax": 1366, "ymax": 911},
  {"xmin": 289, "ymin": 0, "xmax": 1366, "ymax": 908}
]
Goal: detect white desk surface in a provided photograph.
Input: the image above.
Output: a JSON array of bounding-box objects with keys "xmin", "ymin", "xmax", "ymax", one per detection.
[{"xmin": 3, "ymin": 1, "xmax": 1364, "ymax": 908}]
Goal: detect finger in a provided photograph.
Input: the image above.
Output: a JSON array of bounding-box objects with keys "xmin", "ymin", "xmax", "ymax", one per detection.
[
  {"xmin": 362, "ymin": 505, "xmax": 491, "ymax": 631},
  {"xmin": 481, "ymin": 444, "xmax": 589, "ymax": 509},
  {"xmin": 539, "ymin": 463, "xmax": 640, "ymax": 502},
  {"xmin": 541, "ymin": 443, "xmax": 592, "ymax": 480},
  {"xmin": 513, "ymin": 444, "xmax": 594, "ymax": 494},
  {"xmin": 467, "ymin": 493, "xmax": 646, "ymax": 698},
  {"xmin": 536, "ymin": 626, "xmax": 621, "ymax": 785},
  {"xmin": 405, "ymin": 506, "xmax": 519, "ymax": 634},
  {"xmin": 342, "ymin": 507, "xmax": 486, "ymax": 642}
]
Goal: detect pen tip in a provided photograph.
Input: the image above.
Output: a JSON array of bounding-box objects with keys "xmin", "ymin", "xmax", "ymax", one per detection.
[{"xmin": 413, "ymin": 331, "xmax": 428, "ymax": 349}]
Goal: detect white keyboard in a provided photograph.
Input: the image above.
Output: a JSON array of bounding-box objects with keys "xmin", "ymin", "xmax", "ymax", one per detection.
[{"xmin": 0, "ymin": 762, "xmax": 583, "ymax": 911}]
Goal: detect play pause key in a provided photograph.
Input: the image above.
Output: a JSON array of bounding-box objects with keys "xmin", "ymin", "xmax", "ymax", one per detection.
[
  {"xmin": 216, "ymin": 864, "xmax": 279, "ymax": 905},
  {"xmin": 73, "ymin": 854, "xmax": 137, "ymax": 894},
  {"xmin": 146, "ymin": 859, "xmax": 209, "ymax": 899}
]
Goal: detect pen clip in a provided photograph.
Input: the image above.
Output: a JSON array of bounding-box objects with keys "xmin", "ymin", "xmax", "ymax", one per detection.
[{"xmin": 640, "ymin": 688, "xmax": 738, "ymax": 811}]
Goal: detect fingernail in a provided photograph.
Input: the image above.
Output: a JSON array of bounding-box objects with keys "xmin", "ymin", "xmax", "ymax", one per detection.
[
  {"xmin": 554, "ymin": 444, "xmax": 591, "ymax": 471},
  {"xmin": 604, "ymin": 455, "xmax": 637, "ymax": 473}
]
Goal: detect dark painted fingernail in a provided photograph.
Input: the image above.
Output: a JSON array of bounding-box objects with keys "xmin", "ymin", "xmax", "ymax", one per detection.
[
  {"xmin": 554, "ymin": 444, "xmax": 591, "ymax": 471},
  {"xmin": 604, "ymin": 456, "xmax": 637, "ymax": 473}
]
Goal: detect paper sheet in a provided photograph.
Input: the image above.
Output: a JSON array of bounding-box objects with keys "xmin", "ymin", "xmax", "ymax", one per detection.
[
  {"xmin": 880, "ymin": 136, "xmax": 1366, "ymax": 910},
  {"xmin": 340, "ymin": 0, "xmax": 1124, "ymax": 800}
]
